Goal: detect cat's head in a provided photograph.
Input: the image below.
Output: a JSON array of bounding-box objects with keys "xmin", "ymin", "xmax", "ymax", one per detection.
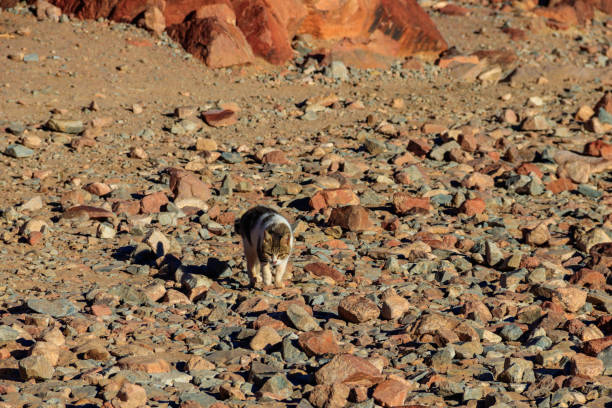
[{"xmin": 261, "ymin": 223, "xmax": 292, "ymax": 265}]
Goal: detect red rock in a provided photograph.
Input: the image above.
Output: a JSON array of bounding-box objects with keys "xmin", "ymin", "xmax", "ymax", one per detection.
[
  {"xmin": 117, "ymin": 356, "xmax": 171, "ymax": 373},
  {"xmin": 458, "ymin": 132, "xmax": 477, "ymax": 152},
  {"xmin": 546, "ymin": 177, "xmax": 577, "ymax": 193},
  {"xmin": 163, "ymin": 0, "xmax": 233, "ymax": 26},
  {"xmin": 310, "ymin": 188, "xmax": 360, "ymax": 210},
  {"xmin": 91, "ymin": 304, "xmax": 111, "ymax": 317},
  {"xmin": 63, "ymin": 205, "xmax": 115, "ymax": 220},
  {"xmin": 381, "ymin": 296, "xmax": 410, "ymax": 320},
  {"xmin": 372, "ymin": 379, "xmax": 409, "ymax": 407},
  {"xmin": 407, "ymin": 138, "xmax": 431, "ymax": 157},
  {"xmin": 583, "ymin": 336, "xmax": 612, "ymax": 356},
  {"xmin": 167, "ymin": 18, "xmax": 254, "ymax": 68},
  {"xmin": 338, "ymin": 295, "xmax": 380, "ymax": 323},
  {"xmin": 534, "ymin": 0, "xmax": 594, "ymax": 27},
  {"xmin": 584, "ymin": 139, "xmax": 612, "ymax": 159},
  {"xmin": 143, "ymin": 5, "xmax": 165, "ymax": 35},
  {"xmin": 201, "ymin": 108, "xmax": 238, "ymax": 126},
  {"xmin": 298, "ymin": 330, "xmax": 340, "ymax": 356},
  {"xmin": 315, "ymin": 353, "xmax": 382, "ymax": 386},
  {"xmin": 232, "ymin": 0, "xmax": 297, "ymax": 64},
  {"xmin": 140, "ymin": 192, "xmax": 169, "ymax": 214},
  {"xmin": 569, "ymin": 268, "xmax": 606, "ymax": 289},
  {"xmin": 262, "ymin": 150, "xmax": 290, "ymax": 165},
  {"xmin": 515, "ymin": 162, "xmax": 543, "ymax": 179},
  {"xmin": 195, "ymin": 2, "xmax": 236, "ymax": 24},
  {"xmin": 28, "ymin": 231, "xmax": 43, "ymax": 246},
  {"xmin": 437, "ymin": 54, "xmax": 479, "ymax": 69},
  {"xmin": 169, "ymin": 168, "xmax": 211, "ymax": 203},
  {"xmin": 299, "ymin": 0, "xmax": 447, "ymax": 58},
  {"xmin": 569, "ymin": 353, "xmax": 604, "ymax": 378},
  {"xmin": 0, "ymin": 0, "xmax": 18, "ymax": 9},
  {"xmin": 392, "ymin": 193, "xmax": 430, "ymax": 215},
  {"xmin": 437, "ymin": 3, "xmax": 470, "ymax": 15},
  {"xmin": 236, "ymin": 297, "xmax": 270, "ymax": 314},
  {"xmin": 84, "ymin": 182, "xmax": 112, "ymax": 196},
  {"xmin": 502, "ymin": 26, "xmax": 527, "ymax": 41},
  {"xmin": 304, "ymin": 263, "xmax": 345, "ymax": 283},
  {"xmin": 309, "ymin": 384, "xmax": 350, "ymax": 408},
  {"xmin": 459, "ymin": 198, "xmax": 485, "ymax": 216},
  {"xmin": 112, "ymin": 200, "xmax": 141, "ymax": 216},
  {"xmin": 552, "ymin": 287, "xmax": 587, "ymax": 312},
  {"xmin": 328, "ymin": 205, "xmax": 373, "ymax": 232}
]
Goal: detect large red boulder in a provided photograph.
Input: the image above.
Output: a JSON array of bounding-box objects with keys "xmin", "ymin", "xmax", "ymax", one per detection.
[{"xmin": 167, "ymin": 16, "xmax": 254, "ymax": 68}]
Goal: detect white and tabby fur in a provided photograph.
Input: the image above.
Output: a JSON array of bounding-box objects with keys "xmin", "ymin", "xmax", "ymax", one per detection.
[{"xmin": 236, "ymin": 207, "xmax": 293, "ymax": 288}]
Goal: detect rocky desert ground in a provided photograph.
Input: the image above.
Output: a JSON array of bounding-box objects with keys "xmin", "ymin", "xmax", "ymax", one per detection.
[{"xmin": 0, "ymin": 0, "xmax": 612, "ymax": 407}]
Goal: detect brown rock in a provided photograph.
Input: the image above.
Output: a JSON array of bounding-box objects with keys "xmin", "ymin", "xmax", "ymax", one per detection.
[
  {"xmin": 338, "ymin": 295, "xmax": 380, "ymax": 323},
  {"xmin": 250, "ymin": 326, "xmax": 282, "ymax": 350},
  {"xmin": 169, "ymin": 168, "xmax": 211, "ymax": 204},
  {"xmin": 262, "ymin": 150, "xmax": 290, "ymax": 165},
  {"xmin": 584, "ymin": 139, "xmax": 612, "ymax": 159},
  {"xmin": 594, "ymin": 92, "xmax": 612, "ymax": 114},
  {"xmin": 459, "ymin": 198, "xmax": 485, "ymax": 216},
  {"xmin": 142, "ymin": 282, "xmax": 166, "ymax": 302},
  {"xmin": 167, "ymin": 17, "xmax": 254, "ymax": 69},
  {"xmin": 304, "ymin": 262, "xmax": 345, "ymax": 283},
  {"xmin": 202, "ymin": 108, "xmax": 238, "ymax": 126},
  {"xmin": 569, "ymin": 353, "xmax": 604, "ymax": 378},
  {"xmin": 117, "ymin": 355, "xmax": 171, "ymax": 373},
  {"xmin": 310, "ymin": 188, "xmax": 360, "ymax": 210},
  {"xmin": 552, "ymin": 287, "xmax": 587, "ymax": 312},
  {"xmin": 328, "ymin": 205, "xmax": 373, "ymax": 232},
  {"xmin": 112, "ymin": 200, "xmax": 141, "ymax": 216},
  {"xmin": 546, "ymin": 177, "xmax": 577, "ymax": 193},
  {"xmin": 515, "ymin": 162, "xmax": 543, "ymax": 179},
  {"xmin": 63, "ymin": 205, "xmax": 115, "ymax": 220},
  {"xmin": 523, "ymin": 222, "xmax": 551, "ymax": 246},
  {"xmin": 381, "ymin": 296, "xmax": 410, "ymax": 320},
  {"xmin": 392, "ymin": 193, "xmax": 430, "ymax": 215},
  {"xmin": 84, "ymin": 182, "xmax": 112, "ymax": 196},
  {"xmin": 143, "ymin": 5, "xmax": 165, "ymax": 35},
  {"xmin": 233, "ymin": 0, "xmax": 306, "ymax": 64},
  {"xmin": 462, "ymin": 172, "xmax": 494, "ymax": 191},
  {"xmin": 309, "ymin": 383, "xmax": 350, "ymax": 408},
  {"xmin": 116, "ymin": 382, "xmax": 147, "ymax": 408},
  {"xmin": 569, "ymin": 268, "xmax": 606, "ymax": 289},
  {"xmin": 407, "ymin": 138, "xmax": 432, "ymax": 157},
  {"xmin": 315, "ymin": 353, "xmax": 382, "ymax": 385},
  {"xmin": 140, "ymin": 191, "xmax": 169, "ymax": 213},
  {"xmin": 162, "ymin": 289, "xmax": 192, "ymax": 305},
  {"xmin": 372, "ymin": 379, "xmax": 409, "ymax": 407},
  {"xmin": 299, "ymin": 330, "xmax": 340, "ymax": 356},
  {"xmin": 583, "ymin": 336, "xmax": 612, "ymax": 356}
]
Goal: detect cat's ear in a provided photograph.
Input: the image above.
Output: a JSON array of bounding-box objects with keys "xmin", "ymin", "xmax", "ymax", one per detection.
[{"xmin": 280, "ymin": 233, "xmax": 291, "ymax": 246}]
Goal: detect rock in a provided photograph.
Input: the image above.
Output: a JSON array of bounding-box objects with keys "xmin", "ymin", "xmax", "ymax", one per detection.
[
  {"xmin": 5, "ymin": 144, "xmax": 34, "ymax": 158},
  {"xmin": 118, "ymin": 356, "xmax": 171, "ymax": 373},
  {"xmin": 523, "ymin": 223, "xmax": 551, "ymax": 246},
  {"xmin": 262, "ymin": 150, "xmax": 290, "ymax": 165},
  {"xmin": 309, "ymin": 384, "xmax": 349, "ymax": 408},
  {"xmin": 328, "ymin": 205, "xmax": 373, "ymax": 232},
  {"xmin": 45, "ymin": 118, "xmax": 84, "ymax": 134},
  {"xmin": 84, "ymin": 182, "xmax": 112, "ymax": 196},
  {"xmin": 195, "ymin": 138, "xmax": 218, "ymax": 151},
  {"xmin": 167, "ymin": 17, "xmax": 254, "ymax": 69},
  {"xmin": 19, "ymin": 355, "xmax": 54, "ymax": 380},
  {"xmin": 286, "ymin": 303, "xmax": 319, "ymax": 331},
  {"xmin": 115, "ymin": 382, "xmax": 147, "ymax": 408},
  {"xmin": 298, "ymin": 330, "xmax": 340, "ymax": 356},
  {"xmin": 259, "ymin": 373, "xmax": 293, "ymax": 399},
  {"xmin": 27, "ymin": 298, "xmax": 78, "ymax": 318},
  {"xmin": 584, "ymin": 139, "xmax": 612, "ymax": 159},
  {"xmin": 250, "ymin": 326, "xmax": 282, "ymax": 351},
  {"xmin": 393, "ymin": 193, "xmax": 430, "ymax": 215},
  {"xmin": 63, "ymin": 205, "xmax": 115, "ymax": 220},
  {"xmin": 570, "ymin": 353, "xmax": 604, "ymax": 378},
  {"xmin": 145, "ymin": 229, "xmax": 172, "ymax": 258},
  {"xmin": 338, "ymin": 295, "xmax": 380, "ymax": 323},
  {"xmin": 315, "ymin": 354, "xmax": 381, "ymax": 385},
  {"xmin": 143, "ymin": 5, "xmax": 165, "ymax": 36},
  {"xmin": 30, "ymin": 341, "xmax": 60, "ymax": 366},
  {"xmin": 373, "ymin": 379, "xmax": 409, "ymax": 407},
  {"xmin": 304, "ymin": 262, "xmax": 345, "ymax": 283},
  {"xmin": 575, "ymin": 228, "xmax": 611, "ymax": 253},
  {"xmin": 169, "ymin": 168, "xmax": 211, "ymax": 209},
  {"xmin": 381, "ymin": 295, "xmax": 410, "ymax": 320},
  {"xmin": 597, "ymin": 346, "xmax": 612, "ymax": 375},
  {"xmin": 462, "ymin": 173, "xmax": 494, "ymax": 191},
  {"xmin": 202, "ymin": 109, "xmax": 238, "ymax": 127},
  {"xmin": 546, "ymin": 177, "xmax": 577, "ymax": 193},
  {"xmin": 459, "ymin": 198, "xmax": 485, "ymax": 216},
  {"xmin": 310, "ymin": 188, "xmax": 360, "ymax": 211},
  {"xmin": 552, "ymin": 287, "xmax": 587, "ymax": 312},
  {"xmin": 19, "ymin": 196, "xmax": 43, "ymax": 212},
  {"xmin": 0, "ymin": 326, "xmax": 19, "ymax": 343},
  {"xmin": 485, "ymin": 240, "xmax": 504, "ymax": 267},
  {"xmin": 140, "ymin": 192, "xmax": 169, "ymax": 213}
]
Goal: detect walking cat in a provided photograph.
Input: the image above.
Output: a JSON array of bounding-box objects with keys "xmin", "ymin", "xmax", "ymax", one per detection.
[{"xmin": 235, "ymin": 206, "xmax": 293, "ymax": 288}]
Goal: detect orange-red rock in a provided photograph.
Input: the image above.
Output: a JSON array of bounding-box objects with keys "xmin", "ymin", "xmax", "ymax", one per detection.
[
  {"xmin": 546, "ymin": 177, "xmax": 577, "ymax": 193},
  {"xmin": 140, "ymin": 191, "xmax": 169, "ymax": 213},
  {"xmin": 393, "ymin": 193, "xmax": 430, "ymax": 215},
  {"xmin": 315, "ymin": 353, "xmax": 382, "ymax": 385},
  {"xmin": 298, "ymin": 330, "xmax": 341, "ymax": 356},
  {"xmin": 459, "ymin": 198, "xmax": 485, "ymax": 216},
  {"xmin": 304, "ymin": 262, "xmax": 345, "ymax": 283},
  {"xmin": 328, "ymin": 205, "xmax": 373, "ymax": 232},
  {"xmin": 167, "ymin": 17, "xmax": 254, "ymax": 68},
  {"xmin": 584, "ymin": 139, "xmax": 612, "ymax": 159},
  {"xmin": 372, "ymin": 379, "xmax": 409, "ymax": 407},
  {"xmin": 310, "ymin": 188, "xmax": 360, "ymax": 211}
]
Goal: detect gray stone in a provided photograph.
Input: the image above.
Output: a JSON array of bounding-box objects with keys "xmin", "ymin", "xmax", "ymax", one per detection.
[
  {"xmin": 286, "ymin": 304, "xmax": 319, "ymax": 331},
  {"xmin": 485, "ymin": 240, "xmax": 503, "ymax": 267},
  {"xmin": 0, "ymin": 325, "xmax": 19, "ymax": 343},
  {"xmin": 27, "ymin": 298, "xmax": 78, "ymax": 318},
  {"xmin": 499, "ymin": 324, "xmax": 523, "ymax": 341},
  {"xmin": 259, "ymin": 373, "xmax": 293, "ymax": 399},
  {"xmin": 5, "ymin": 144, "xmax": 34, "ymax": 158},
  {"xmin": 45, "ymin": 119, "xmax": 84, "ymax": 134},
  {"xmin": 597, "ymin": 345, "xmax": 612, "ymax": 375},
  {"xmin": 328, "ymin": 60, "xmax": 349, "ymax": 81}
]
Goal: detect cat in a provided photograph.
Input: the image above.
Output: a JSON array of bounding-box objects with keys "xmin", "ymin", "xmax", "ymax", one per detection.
[{"xmin": 235, "ymin": 206, "xmax": 293, "ymax": 288}]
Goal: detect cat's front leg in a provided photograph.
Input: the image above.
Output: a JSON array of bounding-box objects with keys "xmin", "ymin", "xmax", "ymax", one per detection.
[
  {"xmin": 274, "ymin": 259, "xmax": 289, "ymax": 288},
  {"xmin": 246, "ymin": 251, "xmax": 262, "ymax": 288},
  {"xmin": 262, "ymin": 263, "xmax": 273, "ymax": 287}
]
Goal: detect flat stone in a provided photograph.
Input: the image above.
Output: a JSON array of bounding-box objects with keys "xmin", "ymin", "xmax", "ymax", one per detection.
[{"xmin": 27, "ymin": 298, "xmax": 78, "ymax": 318}]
